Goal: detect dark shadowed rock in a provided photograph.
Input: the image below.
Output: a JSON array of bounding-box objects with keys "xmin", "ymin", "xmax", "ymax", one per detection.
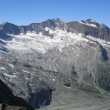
[
  {"xmin": 0, "ymin": 30, "xmax": 11, "ymax": 40},
  {"xmin": 0, "ymin": 79, "xmax": 33, "ymax": 110},
  {"xmin": 0, "ymin": 40, "xmax": 6, "ymax": 45},
  {"xmin": 0, "ymin": 22, "xmax": 20, "ymax": 35}
]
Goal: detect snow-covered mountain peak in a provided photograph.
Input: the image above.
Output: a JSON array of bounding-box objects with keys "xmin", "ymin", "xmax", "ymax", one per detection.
[
  {"xmin": 79, "ymin": 19, "xmax": 102, "ymax": 28},
  {"xmin": 2, "ymin": 22, "xmax": 9, "ymax": 25},
  {"xmin": 85, "ymin": 19, "xmax": 97, "ymax": 23}
]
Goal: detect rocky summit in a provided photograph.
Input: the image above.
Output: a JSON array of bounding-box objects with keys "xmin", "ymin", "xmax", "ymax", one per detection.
[{"xmin": 0, "ymin": 18, "xmax": 110, "ymax": 110}]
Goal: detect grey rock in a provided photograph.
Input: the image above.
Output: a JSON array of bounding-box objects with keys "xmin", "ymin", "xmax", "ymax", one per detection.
[
  {"xmin": 0, "ymin": 79, "xmax": 33, "ymax": 110},
  {"xmin": 0, "ymin": 30, "xmax": 11, "ymax": 40},
  {"xmin": 0, "ymin": 22, "xmax": 19, "ymax": 35},
  {"xmin": 0, "ymin": 18, "xmax": 110, "ymax": 41},
  {"xmin": 66, "ymin": 20, "xmax": 110, "ymax": 41}
]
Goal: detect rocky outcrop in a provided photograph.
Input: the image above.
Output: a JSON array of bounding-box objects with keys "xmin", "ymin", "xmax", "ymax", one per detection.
[
  {"xmin": 0, "ymin": 20, "xmax": 57, "ymax": 36},
  {"xmin": 0, "ymin": 30, "xmax": 11, "ymax": 40},
  {"xmin": 0, "ymin": 60, "xmax": 53, "ymax": 109},
  {"xmin": 0, "ymin": 79, "xmax": 33, "ymax": 110},
  {"xmin": 67, "ymin": 19, "xmax": 110, "ymax": 41},
  {"xmin": 0, "ymin": 22, "xmax": 20, "ymax": 35}
]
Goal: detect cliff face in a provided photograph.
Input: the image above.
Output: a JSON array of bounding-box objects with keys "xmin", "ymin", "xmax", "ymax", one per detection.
[
  {"xmin": 67, "ymin": 20, "xmax": 110, "ymax": 41},
  {"xmin": 0, "ymin": 30, "xmax": 11, "ymax": 40},
  {"xmin": 0, "ymin": 79, "xmax": 33, "ymax": 110}
]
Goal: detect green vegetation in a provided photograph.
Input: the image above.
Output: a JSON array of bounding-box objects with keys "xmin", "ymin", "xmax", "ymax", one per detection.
[
  {"xmin": 71, "ymin": 81, "xmax": 98, "ymax": 92},
  {"xmin": 96, "ymin": 64, "xmax": 110, "ymax": 91},
  {"xmin": 64, "ymin": 82, "xmax": 71, "ymax": 87},
  {"xmin": 64, "ymin": 79, "xmax": 98, "ymax": 92}
]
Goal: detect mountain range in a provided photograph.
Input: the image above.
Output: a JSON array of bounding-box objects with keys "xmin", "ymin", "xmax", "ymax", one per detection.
[{"xmin": 0, "ymin": 18, "xmax": 110, "ymax": 110}]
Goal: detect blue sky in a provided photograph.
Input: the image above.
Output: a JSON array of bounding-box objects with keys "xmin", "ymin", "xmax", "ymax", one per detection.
[{"xmin": 0, "ymin": 0, "xmax": 110, "ymax": 27}]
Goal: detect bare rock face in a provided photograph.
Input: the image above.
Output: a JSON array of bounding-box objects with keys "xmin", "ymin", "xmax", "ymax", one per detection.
[
  {"xmin": 0, "ymin": 79, "xmax": 33, "ymax": 110},
  {"xmin": 66, "ymin": 19, "xmax": 110, "ymax": 41},
  {"xmin": 0, "ymin": 61, "xmax": 54, "ymax": 109},
  {"xmin": 0, "ymin": 22, "xmax": 20, "ymax": 35},
  {"xmin": 0, "ymin": 30, "xmax": 11, "ymax": 40},
  {"xmin": 0, "ymin": 20, "xmax": 57, "ymax": 36}
]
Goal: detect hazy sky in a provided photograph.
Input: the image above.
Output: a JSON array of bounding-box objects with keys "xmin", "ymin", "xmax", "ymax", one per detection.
[{"xmin": 0, "ymin": 0, "xmax": 110, "ymax": 27}]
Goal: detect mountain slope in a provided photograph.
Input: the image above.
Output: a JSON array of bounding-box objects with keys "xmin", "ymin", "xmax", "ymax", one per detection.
[
  {"xmin": 0, "ymin": 18, "xmax": 110, "ymax": 110},
  {"xmin": 0, "ymin": 79, "xmax": 33, "ymax": 110}
]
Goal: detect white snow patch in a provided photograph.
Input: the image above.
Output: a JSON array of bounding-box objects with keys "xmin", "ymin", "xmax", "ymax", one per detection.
[
  {"xmin": 25, "ymin": 77, "xmax": 29, "ymax": 80},
  {"xmin": 45, "ymin": 27, "xmax": 50, "ymax": 31},
  {"xmin": 4, "ymin": 73, "xmax": 17, "ymax": 78},
  {"xmin": 79, "ymin": 21, "xmax": 98, "ymax": 28},
  {"xmin": 39, "ymin": 78, "xmax": 42, "ymax": 80},
  {"xmin": 20, "ymin": 33, "xmax": 24, "ymax": 35},
  {"xmin": 52, "ymin": 79, "xmax": 56, "ymax": 82},
  {"xmin": 65, "ymin": 86, "xmax": 71, "ymax": 89},
  {"xmin": 0, "ymin": 67, "xmax": 5, "ymax": 70},
  {"xmin": 79, "ymin": 21, "xmax": 85, "ymax": 24},
  {"xmin": 29, "ymin": 84, "xmax": 32, "ymax": 86},
  {"xmin": 85, "ymin": 23, "xmax": 98, "ymax": 28},
  {"xmin": 8, "ymin": 64, "xmax": 14, "ymax": 68},
  {"xmin": 22, "ymin": 70, "xmax": 30, "ymax": 73},
  {"xmin": 86, "ymin": 35, "xmax": 110, "ymax": 47}
]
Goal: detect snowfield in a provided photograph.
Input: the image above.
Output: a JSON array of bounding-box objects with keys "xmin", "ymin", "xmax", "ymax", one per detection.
[
  {"xmin": 3, "ymin": 28, "xmax": 89, "ymax": 54},
  {"xmin": 0, "ymin": 27, "xmax": 110, "ymax": 54}
]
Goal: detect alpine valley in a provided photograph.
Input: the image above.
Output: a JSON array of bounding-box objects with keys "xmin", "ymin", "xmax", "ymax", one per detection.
[{"xmin": 0, "ymin": 18, "xmax": 110, "ymax": 110}]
